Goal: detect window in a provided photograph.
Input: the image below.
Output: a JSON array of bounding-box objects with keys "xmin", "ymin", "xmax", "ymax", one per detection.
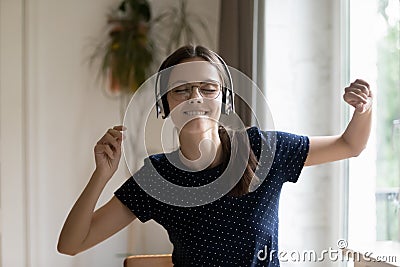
[{"xmin": 348, "ymin": 0, "xmax": 400, "ymax": 246}]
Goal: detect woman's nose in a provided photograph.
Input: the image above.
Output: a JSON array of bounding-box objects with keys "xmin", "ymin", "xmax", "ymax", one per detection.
[{"xmin": 188, "ymin": 87, "xmax": 203, "ymax": 103}]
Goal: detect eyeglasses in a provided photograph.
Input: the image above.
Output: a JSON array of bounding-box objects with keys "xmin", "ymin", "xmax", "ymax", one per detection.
[{"xmin": 168, "ymin": 82, "xmax": 221, "ymax": 101}]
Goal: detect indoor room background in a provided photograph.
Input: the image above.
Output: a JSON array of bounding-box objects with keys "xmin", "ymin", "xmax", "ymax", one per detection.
[{"xmin": 1, "ymin": 0, "xmax": 399, "ymax": 266}]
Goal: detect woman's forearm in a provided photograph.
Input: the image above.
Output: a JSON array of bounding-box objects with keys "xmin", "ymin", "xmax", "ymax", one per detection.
[
  {"xmin": 341, "ymin": 106, "xmax": 372, "ymax": 156},
  {"xmin": 57, "ymin": 171, "xmax": 110, "ymax": 255}
]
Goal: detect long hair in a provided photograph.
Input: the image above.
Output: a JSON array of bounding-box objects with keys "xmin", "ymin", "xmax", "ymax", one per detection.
[{"xmin": 158, "ymin": 45, "xmax": 259, "ymax": 197}]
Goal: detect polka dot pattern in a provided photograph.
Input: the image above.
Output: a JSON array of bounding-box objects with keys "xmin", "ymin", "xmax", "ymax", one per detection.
[{"xmin": 115, "ymin": 127, "xmax": 309, "ymax": 266}]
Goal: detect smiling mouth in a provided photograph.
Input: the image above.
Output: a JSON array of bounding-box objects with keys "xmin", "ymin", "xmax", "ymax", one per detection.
[{"xmin": 183, "ymin": 111, "xmax": 208, "ymax": 116}]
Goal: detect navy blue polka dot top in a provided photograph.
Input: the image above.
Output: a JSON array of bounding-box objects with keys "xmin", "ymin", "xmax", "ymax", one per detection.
[{"xmin": 115, "ymin": 127, "xmax": 309, "ymax": 266}]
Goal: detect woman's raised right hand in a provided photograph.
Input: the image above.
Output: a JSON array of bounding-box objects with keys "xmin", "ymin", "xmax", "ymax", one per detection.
[{"xmin": 94, "ymin": 125, "xmax": 126, "ymax": 179}]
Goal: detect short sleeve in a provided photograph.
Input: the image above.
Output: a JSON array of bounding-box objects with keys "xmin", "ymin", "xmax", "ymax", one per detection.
[
  {"xmin": 114, "ymin": 159, "xmax": 158, "ymax": 223},
  {"xmin": 273, "ymin": 131, "xmax": 310, "ymax": 183}
]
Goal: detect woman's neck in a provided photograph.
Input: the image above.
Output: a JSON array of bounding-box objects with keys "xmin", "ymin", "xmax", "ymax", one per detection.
[{"xmin": 178, "ymin": 126, "xmax": 223, "ymax": 170}]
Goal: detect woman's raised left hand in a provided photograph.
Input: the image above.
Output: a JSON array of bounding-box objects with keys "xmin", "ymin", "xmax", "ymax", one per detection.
[{"xmin": 343, "ymin": 79, "xmax": 373, "ymax": 113}]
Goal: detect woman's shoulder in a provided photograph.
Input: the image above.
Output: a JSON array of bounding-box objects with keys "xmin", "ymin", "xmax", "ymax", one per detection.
[
  {"xmin": 244, "ymin": 125, "xmax": 276, "ymax": 134},
  {"xmin": 244, "ymin": 126, "xmax": 309, "ymax": 153},
  {"xmin": 245, "ymin": 126, "xmax": 305, "ymax": 139},
  {"xmin": 244, "ymin": 126, "xmax": 276, "ymax": 140},
  {"xmin": 148, "ymin": 153, "xmax": 167, "ymax": 162},
  {"xmin": 147, "ymin": 150, "xmax": 180, "ymax": 168}
]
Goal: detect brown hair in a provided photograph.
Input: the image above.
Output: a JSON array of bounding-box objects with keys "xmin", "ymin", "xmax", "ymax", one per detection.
[{"xmin": 158, "ymin": 45, "xmax": 259, "ymax": 197}]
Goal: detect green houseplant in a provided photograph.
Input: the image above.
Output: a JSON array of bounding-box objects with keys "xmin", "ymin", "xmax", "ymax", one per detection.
[
  {"xmin": 92, "ymin": 0, "xmax": 154, "ymax": 93},
  {"xmin": 91, "ymin": 0, "xmax": 212, "ymax": 94}
]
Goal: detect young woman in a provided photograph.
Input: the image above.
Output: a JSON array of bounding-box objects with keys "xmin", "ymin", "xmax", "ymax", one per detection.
[{"xmin": 57, "ymin": 45, "xmax": 372, "ymax": 266}]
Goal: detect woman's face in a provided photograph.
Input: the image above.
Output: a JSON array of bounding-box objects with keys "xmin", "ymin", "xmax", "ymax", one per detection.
[{"xmin": 166, "ymin": 57, "xmax": 223, "ymax": 134}]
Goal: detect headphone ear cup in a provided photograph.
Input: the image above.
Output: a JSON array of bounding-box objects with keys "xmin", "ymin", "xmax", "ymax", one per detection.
[
  {"xmin": 221, "ymin": 86, "xmax": 234, "ymax": 115},
  {"xmin": 228, "ymin": 88, "xmax": 234, "ymax": 114},
  {"xmin": 155, "ymin": 71, "xmax": 161, "ymax": 118},
  {"xmin": 214, "ymin": 52, "xmax": 234, "ymax": 114},
  {"xmin": 156, "ymin": 100, "xmax": 163, "ymax": 118},
  {"xmin": 221, "ymin": 86, "xmax": 227, "ymax": 114},
  {"xmin": 155, "ymin": 71, "xmax": 169, "ymax": 119},
  {"xmin": 161, "ymin": 96, "xmax": 170, "ymax": 119}
]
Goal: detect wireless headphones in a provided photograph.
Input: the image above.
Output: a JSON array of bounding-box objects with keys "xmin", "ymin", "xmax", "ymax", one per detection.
[{"xmin": 155, "ymin": 51, "xmax": 235, "ymax": 119}]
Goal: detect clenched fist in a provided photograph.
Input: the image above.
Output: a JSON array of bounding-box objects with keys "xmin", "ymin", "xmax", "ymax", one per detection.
[{"xmin": 343, "ymin": 79, "xmax": 373, "ymax": 113}]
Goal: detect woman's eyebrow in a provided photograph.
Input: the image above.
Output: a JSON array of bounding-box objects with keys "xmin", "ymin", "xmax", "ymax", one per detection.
[
  {"xmin": 168, "ymin": 79, "xmax": 221, "ymax": 89},
  {"xmin": 171, "ymin": 79, "xmax": 220, "ymax": 84}
]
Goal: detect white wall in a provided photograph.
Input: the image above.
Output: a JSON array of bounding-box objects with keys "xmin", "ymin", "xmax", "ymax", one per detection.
[
  {"xmin": 1, "ymin": 0, "xmax": 346, "ymax": 266},
  {"xmin": 0, "ymin": 0, "xmax": 220, "ymax": 266},
  {"xmin": 21, "ymin": 0, "xmax": 128, "ymax": 266},
  {"xmin": 265, "ymin": 0, "xmax": 344, "ymax": 266},
  {"xmin": 0, "ymin": 1, "xmax": 26, "ymax": 266}
]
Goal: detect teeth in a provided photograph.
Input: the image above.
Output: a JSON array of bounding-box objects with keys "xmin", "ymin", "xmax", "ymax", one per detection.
[{"xmin": 184, "ymin": 111, "xmax": 207, "ymax": 116}]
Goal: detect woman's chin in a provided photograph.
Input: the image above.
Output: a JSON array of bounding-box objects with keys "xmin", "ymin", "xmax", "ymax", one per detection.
[{"xmin": 180, "ymin": 119, "xmax": 215, "ymax": 133}]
